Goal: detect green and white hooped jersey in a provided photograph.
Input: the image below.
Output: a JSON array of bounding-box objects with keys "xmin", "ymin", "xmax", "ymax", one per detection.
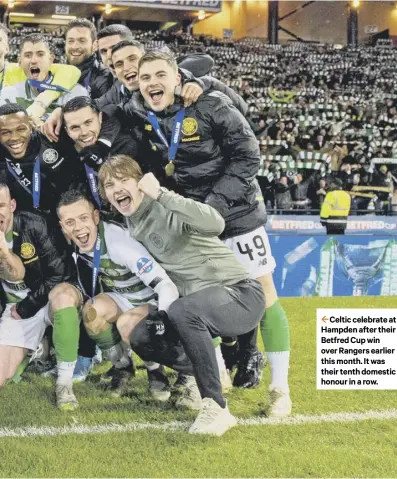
[
  {"xmin": 78, "ymin": 221, "xmax": 168, "ymax": 308},
  {"xmin": 1, "ymin": 230, "xmax": 30, "ymax": 304}
]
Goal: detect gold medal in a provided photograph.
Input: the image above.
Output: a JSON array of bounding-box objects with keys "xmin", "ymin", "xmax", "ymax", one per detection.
[
  {"xmin": 86, "ymin": 306, "xmax": 97, "ymax": 323},
  {"xmin": 165, "ymin": 161, "xmax": 175, "ymax": 177}
]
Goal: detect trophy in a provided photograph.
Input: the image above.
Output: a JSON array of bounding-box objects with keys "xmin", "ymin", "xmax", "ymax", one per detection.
[{"xmin": 335, "ymin": 240, "xmax": 389, "ymax": 296}]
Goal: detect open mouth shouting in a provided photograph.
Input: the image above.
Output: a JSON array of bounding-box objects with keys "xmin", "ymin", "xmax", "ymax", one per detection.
[
  {"xmin": 124, "ymin": 71, "xmax": 138, "ymax": 87},
  {"xmin": 115, "ymin": 192, "xmax": 132, "ymax": 212},
  {"xmin": 30, "ymin": 67, "xmax": 41, "ymax": 80},
  {"xmin": 148, "ymin": 88, "xmax": 164, "ymax": 105},
  {"xmin": 76, "ymin": 231, "xmax": 91, "ymax": 249}
]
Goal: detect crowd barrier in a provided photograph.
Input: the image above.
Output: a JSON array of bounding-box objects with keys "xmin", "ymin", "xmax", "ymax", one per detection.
[{"xmin": 266, "ymin": 215, "xmax": 397, "ymax": 297}]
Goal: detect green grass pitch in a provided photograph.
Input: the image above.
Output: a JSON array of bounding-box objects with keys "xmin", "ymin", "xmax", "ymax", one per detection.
[{"xmin": 1, "ymin": 296, "xmax": 397, "ymax": 478}]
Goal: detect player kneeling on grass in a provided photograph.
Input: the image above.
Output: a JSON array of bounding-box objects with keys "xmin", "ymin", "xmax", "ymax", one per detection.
[
  {"xmin": 0, "ymin": 181, "xmax": 81, "ymax": 412},
  {"xmin": 98, "ymin": 155, "xmax": 266, "ymax": 436},
  {"xmin": 56, "ymin": 189, "xmax": 197, "ymax": 405}
]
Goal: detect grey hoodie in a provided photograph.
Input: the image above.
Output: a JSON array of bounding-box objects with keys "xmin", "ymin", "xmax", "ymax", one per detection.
[{"xmin": 126, "ymin": 188, "xmax": 249, "ymax": 297}]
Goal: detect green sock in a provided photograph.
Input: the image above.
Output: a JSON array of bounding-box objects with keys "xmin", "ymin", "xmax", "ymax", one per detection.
[
  {"xmin": 260, "ymin": 300, "xmax": 290, "ymax": 352},
  {"xmin": 53, "ymin": 306, "xmax": 80, "ymax": 362},
  {"xmin": 6, "ymin": 356, "xmax": 30, "ymax": 385},
  {"xmin": 212, "ymin": 336, "xmax": 221, "ymax": 348},
  {"xmin": 87, "ymin": 323, "xmax": 121, "ymax": 351}
]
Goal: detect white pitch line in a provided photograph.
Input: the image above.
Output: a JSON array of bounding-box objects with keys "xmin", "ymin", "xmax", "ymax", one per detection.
[{"xmin": 1, "ymin": 409, "xmax": 397, "ymax": 439}]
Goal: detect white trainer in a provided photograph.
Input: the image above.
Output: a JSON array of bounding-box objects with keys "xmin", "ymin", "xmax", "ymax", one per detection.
[
  {"xmin": 189, "ymin": 398, "xmax": 237, "ymax": 436},
  {"xmin": 265, "ymin": 387, "xmax": 292, "ymax": 417},
  {"xmin": 56, "ymin": 383, "xmax": 78, "ymax": 411},
  {"xmin": 220, "ymin": 369, "xmax": 233, "ymax": 393},
  {"xmin": 175, "ymin": 375, "xmax": 202, "ymax": 410}
]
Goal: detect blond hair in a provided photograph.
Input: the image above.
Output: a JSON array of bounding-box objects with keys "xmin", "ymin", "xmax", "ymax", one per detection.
[
  {"xmin": 138, "ymin": 50, "xmax": 178, "ymax": 73},
  {"xmin": 98, "ymin": 155, "xmax": 143, "ymax": 202}
]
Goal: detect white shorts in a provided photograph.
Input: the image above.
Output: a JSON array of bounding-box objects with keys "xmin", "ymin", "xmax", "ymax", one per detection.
[
  {"xmin": 103, "ymin": 292, "xmax": 156, "ymax": 314},
  {"xmin": 0, "ymin": 303, "xmax": 51, "ymax": 351},
  {"xmin": 225, "ymin": 226, "xmax": 276, "ymax": 278}
]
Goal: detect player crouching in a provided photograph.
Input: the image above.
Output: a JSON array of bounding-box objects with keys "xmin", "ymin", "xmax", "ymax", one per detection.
[{"xmin": 55, "ymin": 189, "xmax": 198, "ymax": 407}]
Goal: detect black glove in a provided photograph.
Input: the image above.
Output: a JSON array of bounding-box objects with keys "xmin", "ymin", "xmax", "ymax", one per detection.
[
  {"xmin": 79, "ymin": 141, "xmax": 111, "ymax": 169},
  {"xmin": 146, "ymin": 310, "xmax": 168, "ymax": 337}
]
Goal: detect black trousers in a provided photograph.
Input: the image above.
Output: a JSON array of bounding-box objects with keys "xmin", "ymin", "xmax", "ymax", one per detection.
[
  {"xmin": 130, "ymin": 321, "xmax": 194, "ymax": 376},
  {"xmin": 325, "ymin": 224, "xmax": 346, "ymax": 235},
  {"xmin": 166, "ymin": 279, "xmax": 265, "ymax": 407}
]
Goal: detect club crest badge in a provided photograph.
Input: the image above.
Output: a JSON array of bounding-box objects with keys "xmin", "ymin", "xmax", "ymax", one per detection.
[
  {"xmin": 20, "ymin": 242, "xmax": 36, "ymax": 259},
  {"xmin": 43, "ymin": 149, "xmax": 59, "ymax": 164},
  {"xmin": 182, "ymin": 117, "xmax": 198, "ymax": 136}
]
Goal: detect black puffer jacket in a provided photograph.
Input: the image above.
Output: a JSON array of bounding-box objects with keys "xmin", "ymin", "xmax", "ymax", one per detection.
[
  {"xmin": 122, "ymin": 91, "xmax": 265, "ymax": 239},
  {"xmin": 78, "ymin": 55, "xmax": 114, "ymax": 100},
  {"xmin": 1, "ymin": 210, "xmax": 73, "ymax": 318},
  {"xmin": 0, "ymin": 132, "xmax": 84, "ymax": 215}
]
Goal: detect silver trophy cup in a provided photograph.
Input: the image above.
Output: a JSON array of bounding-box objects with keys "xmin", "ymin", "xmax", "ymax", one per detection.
[{"xmin": 335, "ymin": 241, "xmax": 388, "ymax": 296}]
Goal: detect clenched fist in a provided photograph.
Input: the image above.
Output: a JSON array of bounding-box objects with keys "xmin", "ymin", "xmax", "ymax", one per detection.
[{"xmin": 137, "ymin": 173, "xmax": 161, "ymax": 200}]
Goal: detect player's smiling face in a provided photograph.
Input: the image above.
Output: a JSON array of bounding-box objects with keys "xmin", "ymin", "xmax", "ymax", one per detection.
[
  {"xmin": 20, "ymin": 41, "xmax": 54, "ymax": 82},
  {"xmin": 112, "ymin": 45, "xmax": 142, "ymax": 92},
  {"xmin": 65, "ymin": 27, "xmax": 96, "ymax": 66},
  {"xmin": 102, "ymin": 174, "xmax": 143, "ymax": 216},
  {"xmin": 139, "ymin": 59, "xmax": 181, "ymax": 112},
  {"xmin": 64, "ymin": 106, "xmax": 103, "ymax": 151},
  {"xmin": 0, "ymin": 112, "xmax": 32, "ymax": 159},
  {"xmin": 58, "ymin": 199, "xmax": 100, "ymax": 253}
]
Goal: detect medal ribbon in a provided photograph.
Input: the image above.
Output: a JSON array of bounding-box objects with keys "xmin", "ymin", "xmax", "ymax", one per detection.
[
  {"xmin": 84, "ymin": 164, "xmax": 102, "ymax": 208},
  {"xmin": 146, "ymin": 108, "xmax": 185, "ymax": 175},
  {"xmin": 6, "ymin": 157, "xmax": 41, "ymax": 208},
  {"xmin": 28, "ymin": 80, "xmax": 70, "ymax": 93},
  {"xmin": 91, "ymin": 232, "xmax": 102, "ymax": 302}
]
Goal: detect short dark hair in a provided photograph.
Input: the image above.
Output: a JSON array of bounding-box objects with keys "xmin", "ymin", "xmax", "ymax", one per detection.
[
  {"xmin": 0, "ymin": 24, "xmax": 9, "ymax": 39},
  {"xmin": 66, "ymin": 18, "xmax": 97, "ymax": 41},
  {"xmin": 57, "ymin": 188, "xmax": 94, "ymax": 216},
  {"xmin": 97, "ymin": 24, "xmax": 132, "ymax": 41},
  {"xmin": 111, "ymin": 39, "xmax": 144, "ymax": 57},
  {"xmin": 63, "ymin": 96, "xmax": 100, "ymax": 116},
  {"xmin": 19, "ymin": 33, "xmax": 51, "ymax": 53},
  {"xmin": 0, "ymin": 103, "xmax": 28, "ymax": 118}
]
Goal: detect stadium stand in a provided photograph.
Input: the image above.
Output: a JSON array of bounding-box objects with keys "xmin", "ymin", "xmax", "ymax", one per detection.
[{"xmin": 7, "ymin": 27, "xmax": 397, "ymax": 214}]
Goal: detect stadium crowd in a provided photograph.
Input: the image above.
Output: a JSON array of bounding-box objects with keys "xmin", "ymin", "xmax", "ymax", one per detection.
[{"xmin": 7, "ymin": 26, "xmax": 397, "ymax": 214}]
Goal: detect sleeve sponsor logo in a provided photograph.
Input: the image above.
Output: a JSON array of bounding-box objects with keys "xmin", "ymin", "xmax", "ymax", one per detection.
[{"xmin": 137, "ymin": 257, "xmax": 154, "ymax": 274}]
